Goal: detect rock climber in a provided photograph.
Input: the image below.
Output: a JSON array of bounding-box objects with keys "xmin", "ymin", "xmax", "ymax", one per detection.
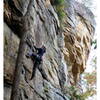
[{"xmin": 26, "ymin": 45, "xmax": 48, "ymax": 80}]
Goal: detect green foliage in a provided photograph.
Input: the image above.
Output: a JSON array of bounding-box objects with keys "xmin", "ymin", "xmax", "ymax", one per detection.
[
  {"xmin": 67, "ymin": 85, "xmax": 96, "ymax": 100},
  {"xmin": 53, "ymin": 0, "xmax": 64, "ymax": 5},
  {"xmin": 79, "ymin": 71, "xmax": 96, "ymax": 99},
  {"xmin": 81, "ymin": 89, "xmax": 96, "ymax": 99},
  {"xmin": 68, "ymin": 86, "xmax": 83, "ymax": 100},
  {"xmin": 83, "ymin": 71, "xmax": 96, "ymax": 85},
  {"xmin": 91, "ymin": 39, "xmax": 97, "ymax": 49},
  {"xmin": 53, "ymin": 0, "xmax": 66, "ymax": 21},
  {"xmin": 56, "ymin": 4, "xmax": 66, "ymax": 21}
]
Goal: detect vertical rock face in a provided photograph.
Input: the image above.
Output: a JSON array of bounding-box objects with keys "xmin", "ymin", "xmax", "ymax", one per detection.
[{"xmin": 4, "ymin": 0, "xmax": 95, "ymax": 100}]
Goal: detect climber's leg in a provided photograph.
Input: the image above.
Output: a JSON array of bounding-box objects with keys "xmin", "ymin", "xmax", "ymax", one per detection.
[
  {"xmin": 38, "ymin": 63, "xmax": 49, "ymax": 81},
  {"xmin": 30, "ymin": 61, "xmax": 38, "ymax": 80}
]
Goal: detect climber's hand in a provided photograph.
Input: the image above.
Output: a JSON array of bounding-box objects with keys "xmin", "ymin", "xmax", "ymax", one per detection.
[{"xmin": 26, "ymin": 53, "xmax": 31, "ymax": 58}]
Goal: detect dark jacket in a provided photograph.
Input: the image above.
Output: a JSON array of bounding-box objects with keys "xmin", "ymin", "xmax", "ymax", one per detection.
[{"xmin": 34, "ymin": 46, "xmax": 46, "ymax": 57}]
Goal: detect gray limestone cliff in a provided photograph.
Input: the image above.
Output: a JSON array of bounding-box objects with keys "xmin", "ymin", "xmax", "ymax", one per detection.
[{"xmin": 4, "ymin": 0, "xmax": 95, "ymax": 100}]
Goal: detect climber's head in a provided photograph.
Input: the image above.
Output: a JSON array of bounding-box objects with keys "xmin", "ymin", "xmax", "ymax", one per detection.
[{"xmin": 42, "ymin": 45, "xmax": 46, "ymax": 52}]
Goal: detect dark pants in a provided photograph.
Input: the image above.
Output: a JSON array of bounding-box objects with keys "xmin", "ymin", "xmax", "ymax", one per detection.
[
  {"xmin": 30, "ymin": 61, "xmax": 48, "ymax": 80},
  {"xmin": 30, "ymin": 54, "xmax": 48, "ymax": 80},
  {"xmin": 31, "ymin": 53, "xmax": 42, "ymax": 62}
]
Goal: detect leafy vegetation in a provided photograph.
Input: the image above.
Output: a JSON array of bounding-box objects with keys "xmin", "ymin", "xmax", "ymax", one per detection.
[
  {"xmin": 53, "ymin": 0, "xmax": 64, "ymax": 5},
  {"xmin": 53, "ymin": 0, "xmax": 66, "ymax": 21},
  {"xmin": 66, "ymin": 86, "xmax": 83, "ymax": 100},
  {"xmin": 81, "ymin": 71, "xmax": 96, "ymax": 99},
  {"xmin": 56, "ymin": 4, "xmax": 66, "ymax": 21},
  {"xmin": 91, "ymin": 39, "xmax": 97, "ymax": 49},
  {"xmin": 67, "ymin": 83, "xmax": 96, "ymax": 100}
]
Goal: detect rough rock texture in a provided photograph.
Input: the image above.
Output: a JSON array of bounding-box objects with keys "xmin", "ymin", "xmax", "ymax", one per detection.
[
  {"xmin": 4, "ymin": 23, "xmax": 19, "ymax": 100},
  {"xmin": 4, "ymin": 0, "xmax": 95, "ymax": 100},
  {"xmin": 63, "ymin": 0, "xmax": 95, "ymax": 84}
]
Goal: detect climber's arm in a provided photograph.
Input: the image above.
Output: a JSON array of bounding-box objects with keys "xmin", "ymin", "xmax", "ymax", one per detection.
[
  {"xmin": 33, "ymin": 46, "xmax": 41, "ymax": 52},
  {"xmin": 34, "ymin": 45, "xmax": 38, "ymax": 49}
]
